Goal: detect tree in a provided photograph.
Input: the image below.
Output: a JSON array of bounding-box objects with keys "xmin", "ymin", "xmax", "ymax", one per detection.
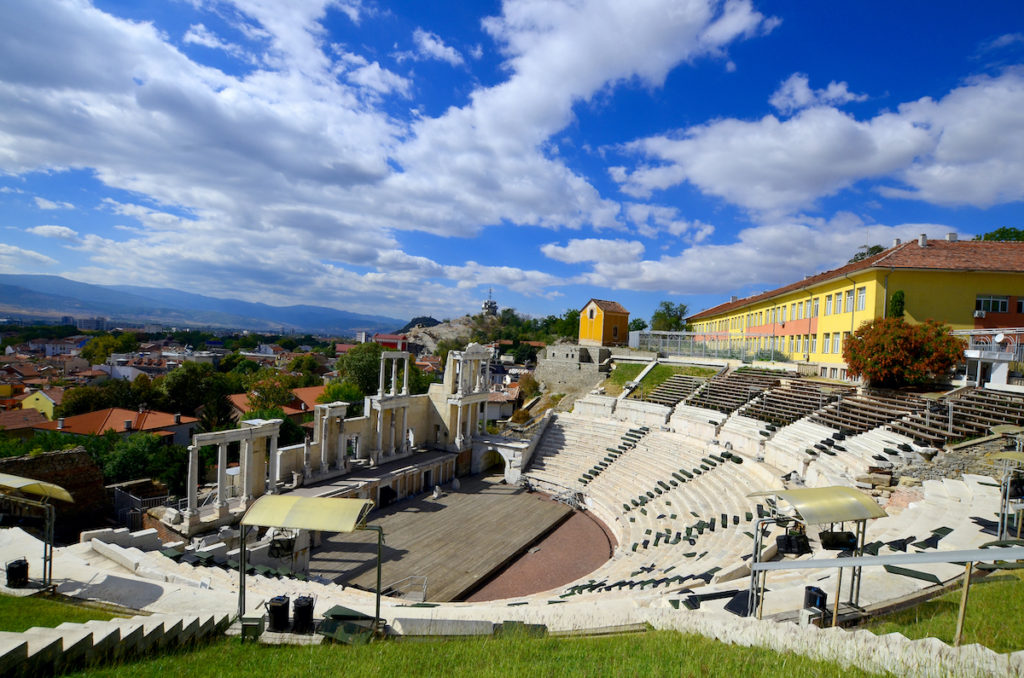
[
  {"xmin": 197, "ymin": 393, "xmax": 235, "ymax": 433},
  {"xmin": 80, "ymin": 332, "xmax": 138, "ymax": 365},
  {"xmin": 57, "ymin": 386, "xmax": 111, "ymax": 417},
  {"xmin": 337, "ymin": 342, "xmax": 385, "ymax": 395},
  {"xmin": 161, "ymin": 361, "xmax": 217, "ymax": 415},
  {"xmin": 650, "ymin": 301, "xmax": 689, "ymax": 331},
  {"xmin": 629, "ymin": 318, "xmax": 648, "ymax": 332},
  {"xmin": 888, "ymin": 290, "xmax": 905, "ymax": 318},
  {"xmin": 247, "ymin": 407, "xmax": 305, "ymax": 447},
  {"xmin": 518, "ymin": 373, "xmax": 540, "ymax": 399},
  {"xmin": 843, "ymin": 318, "xmax": 964, "ymax": 388},
  {"xmin": 848, "ymin": 244, "xmax": 885, "ymax": 263},
  {"xmin": 511, "ymin": 342, "xmax": 537, "ymax": 364},
  {"xmin": 246, "ymin": 369, "xmax": 296, "ymax": 411},
  {"xmin": 973, "ymin": 227, "xmax": 1024, "ymax": 241},
  {"xmin": 318, "ymin": 380, "xmax": 365, "ymax": 416}
]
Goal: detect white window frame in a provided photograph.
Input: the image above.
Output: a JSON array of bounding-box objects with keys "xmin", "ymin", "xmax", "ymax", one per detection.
[
  {"xmin": 825, "ymin": 295, "xmax": 832, "ymax": 315},
  {"xmin": 856, "ymin": 286, "xmax": 866, "ymax": 311}
]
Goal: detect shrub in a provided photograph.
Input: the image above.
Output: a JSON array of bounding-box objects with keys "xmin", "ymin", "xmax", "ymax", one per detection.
[{"xmin": 843, "ymin": 318, "xmax": 963, "ymax": 388}]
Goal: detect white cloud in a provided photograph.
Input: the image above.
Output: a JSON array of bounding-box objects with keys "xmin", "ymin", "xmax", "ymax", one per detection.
[
  {"xmin": 617, "ymin": 107, "xmax": 930, "ymax": 212},
  {"xmin": 616, "ymin": 69, "xmax": 1024, "ymax": 213},
  {"xmin": 183, "ymin": 23, "xmax": 250, "ymax": 62},
  {"xmin": 26, "ymin": 224, "xmax": 80, "ymax": 241},
  {"xmin": 412, "ymin": 28, "xmax": 464, "ymax": 66},
  {"xmin": 0, "ymin": 243, "xmax": 57, "ymax": 270},
  {"xmin": 577, "ymin": 215, "xmax": 964, "ymax": 297},
  {"xmin": 624, "ymin": 203, "xmax": 714, "ymax": 241},
  {"xmin": 33, "ymin": 196, "xmax": 74, "ymax": 210},
  {"xmin": 0, "ymin": 0, "xmax": 775, "ymax": 316},
  {"xmin": 769, "ymin": 73, "xmax": 866, "ymax": 114},
  {"xmin": 541, "ymin": 238, "xmax": 645, "ymax": 264}
]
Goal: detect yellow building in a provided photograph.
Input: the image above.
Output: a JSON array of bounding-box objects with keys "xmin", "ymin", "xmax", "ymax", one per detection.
[
  {"xmin": 20, "ymin": 387, "xmax": 64, "ymax": 420},
  {"xmin": 579, "ymin": 299, "xmax": 630, "ymax": 347},
  {"xmin": 688, "ymin": 235, "xmax": 1024, "ymax": 379}
]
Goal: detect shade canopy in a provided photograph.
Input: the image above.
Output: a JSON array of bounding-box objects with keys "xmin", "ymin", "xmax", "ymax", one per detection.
[
  {"xmin": 0, "ymin": 472, "xmax": 73, "ymax": 503},
  {"xmin": 240, "ymin": 495, "xmax": 373, "ymax": 533},
  {"xmin": 748, "ymin": 486, "xmax": 886, "ymax": 525}
]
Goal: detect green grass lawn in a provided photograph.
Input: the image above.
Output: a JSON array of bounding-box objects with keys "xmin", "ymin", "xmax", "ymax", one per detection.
[
  {"xmin": 603, "ymin": 362, "xmax": 716, "ymax": 398},
  {"xmin": 66, "ymin": 630, "xmax": 884, "ymax": 678},
  {"xmin": 864, "ymin": 570, "xmax": 1024, "ymax": 653},
  {"xmin": 0, "ymin": 593, "xmax": 121, "ymax": 632}
]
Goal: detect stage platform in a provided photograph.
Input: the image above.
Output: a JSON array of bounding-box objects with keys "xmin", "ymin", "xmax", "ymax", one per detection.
[{"xmin": 309, "ymin": 475, "xmax": 573, "ymax": 602}]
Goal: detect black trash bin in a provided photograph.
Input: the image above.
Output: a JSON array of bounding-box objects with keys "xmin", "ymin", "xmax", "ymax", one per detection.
[
  {"xmin": 293, "ymin": 596, "xmax": 314, "ymax": 634},
  {"xmin": 267, "ymin": 595, "xmax": 290, "ymax": 632},
  {"xmin": 804, "ymin": 586, "xmax": 827, "ymax": 610},
  {"xmin": 6, "ymin": 558, "xmax": 28, "ymax": 588}
]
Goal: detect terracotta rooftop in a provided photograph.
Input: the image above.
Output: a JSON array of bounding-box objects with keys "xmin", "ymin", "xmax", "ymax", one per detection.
[
  {"xmin": 583, "ymin": 299, "xmax": 629, "ymax": 314},
  {"xmin": 34, "ymin": 408, "xmax": 197, "ymax": 435},
  {"xmin": 689, "ymin": 238, "xmax": 1024, "ymax": 320},
  {"xmin": 0, "ymin": 408, "xmax": 48, "ymax": 431}
]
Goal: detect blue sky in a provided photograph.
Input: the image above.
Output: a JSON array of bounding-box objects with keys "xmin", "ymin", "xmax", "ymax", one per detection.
[{"xmin": 1, "ymin": 1, "xmax": 1023, "ymax": 325}]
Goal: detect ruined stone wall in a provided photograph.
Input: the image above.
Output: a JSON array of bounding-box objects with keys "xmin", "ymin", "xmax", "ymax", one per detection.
[{"xmin": 0, "ymin": 447, "xmax": 108, "ymax": 540}]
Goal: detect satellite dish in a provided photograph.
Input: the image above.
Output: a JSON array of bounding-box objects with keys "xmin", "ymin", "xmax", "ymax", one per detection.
[{"xmin": 994, "ymin": 333, "xmax": 1006, "ymax": 343}]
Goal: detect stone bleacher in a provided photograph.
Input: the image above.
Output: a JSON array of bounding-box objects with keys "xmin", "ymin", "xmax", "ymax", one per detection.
[
  {"xmin": 684, "ymin": 368, "xmax": 791, "ymax": 415},
  {"xmin": 889, "ymin": 388, "xmax": 1024, "ymax": 447},
  {"xmin": 809, "ymin": 389, "xmax": 926, "ymax": 435},
  {"xmin": 636, "ymin": 374, "xmax": 708, "ymax": 407},
  {"xmin": 740, "ymin": 380, "xmax": 853, "ymax": 428}
]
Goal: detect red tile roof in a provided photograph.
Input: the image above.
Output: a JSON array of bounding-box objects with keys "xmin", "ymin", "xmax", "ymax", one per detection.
[
  {"xmin": 689, "ymin": 239, "xmax": 1024, "ymax": 320},
  {"xmin": 0, "ymin": 408, "xmax": 48, "ymax": 430},
  {"xmin": 582, "ymin": 299, "xmax": 629, "ymax": 314},
  {"xmin": 34, "ymin": 408, "xmax": 197, "ymax": 435}
]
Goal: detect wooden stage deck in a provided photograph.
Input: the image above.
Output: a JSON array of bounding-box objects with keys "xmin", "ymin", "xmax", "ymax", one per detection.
[{"xmin": 309, "ymin": 475, "xmax": 573, "ymax": 602}]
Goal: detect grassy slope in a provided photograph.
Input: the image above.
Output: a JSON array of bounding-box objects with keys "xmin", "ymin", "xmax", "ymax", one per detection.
[
  {"xmin": 865, "ymin": 570, "xmax": 1024, "ymax": 653},
  {"xmin": 0, "ymin": 593, "xmax": 120, "ymax": 632},
  {"xmin": 66, "ymin": 631, "xmax": 883, "ymax": 678},
  {"xmin": 603, "ymin": 362, "xmax": 716, "ymax": 397}
]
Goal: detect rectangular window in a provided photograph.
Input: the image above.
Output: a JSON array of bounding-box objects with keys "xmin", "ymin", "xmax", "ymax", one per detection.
[
  {"xmin": 795, "ymin": 335, "xmax": 802, "ymax": 353},
  {"xmin": 830, "ymin": 367, "xmax": 839, "ymax": 379},
  {"xmin": 832, "ymin": 333, "xmax": 841, "ymax": 353},
  {"xmin": 976, "ymin": 295, "xmax": 1009, "ymax": 313},
  {"xmin": 812, "ymin": 298, "xmax": 820, "ymax": 317},
  {"xmin": 822, "ymin": 333, "xmax": 830, "ymax": 353},
  {"xmin": 1018, "ymin": 299, "xmax": 1023, "ymax": 313},
  {"xmin": 788, "ymin": 336, "xmax": 794, "ymax": 352},
  {"xmin": 825, "ymin": 295, "xmax": 832, "ymax": 315},
  {"xmin": 856, "ymin": 286, "xmax": 866, "ymax": 311},
  {"xmin": 781, "ymin": 307, "xmax": 787, "ymax": 323},
  {"xmin": 810, "ymin": 334, "xmax": 817, "ymax": 353},
  {"xmin": 791, "ymin": 303, "xmax": 797, "ymax": 320},
  {"xmin": 845, "ymin": 289, "xmax": 854, "ymax": 313},
  {"xmin": 820, "ymin": 367, "xmax": 828, "ymax": 378}
]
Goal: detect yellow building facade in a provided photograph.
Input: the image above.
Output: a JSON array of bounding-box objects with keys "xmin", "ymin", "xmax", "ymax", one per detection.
[
  {"xmin": 579, "ymin": 299, "xmax": 630, "ymax": 347},
  {"xmin": 20, "ymin": 389, "xmax": 60, "ymax": 420},
  {"xmin": 689, "ymin": 236, "xmax": 1024, "ymax": 379}
]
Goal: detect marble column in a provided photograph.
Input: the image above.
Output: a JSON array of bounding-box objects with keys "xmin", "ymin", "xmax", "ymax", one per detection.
[
  {"xmin": 216, "ymin": 443, "xmax": 228, "ymax": 507},
  {"xmin": 186, "ymin": 445, "xmax": 199, "ymax": 513}
]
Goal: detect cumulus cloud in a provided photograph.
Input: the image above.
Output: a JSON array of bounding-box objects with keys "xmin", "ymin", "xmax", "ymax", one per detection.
[
  {"xmin": 412, "ymin": 28, "xmax": 464, "ymax": 66},
  {"xmin": 541, "ymin": 238, "xmax": 645, "ymax": 264},
  {"xmin": 0, "ymin": 243, "xmax": 57, "ymax": 270},
  {"xmin": 616, "ymin": 70, "xmax": 1024, "ymax": 213},
  {"xmin": 183, "ymin": 23, "xmax": 250, "ymax": 62},
  {"xmin": 0, "ymin": 0, "xmax": 775, "ymax": 315},
  {"xmin": 33, "ymin": 197, "xmax": 74, "ymax": 210},
  {"xmin": 769, "ymin": 73, "xmax": 867, "ymax": 114},
  {"xmin": 617, "ymin": 107, "xmax": 930, "ymax": 212},
  {"xmin": 26, "ymin": 224, "xmax": 80, "ymax": 241}
]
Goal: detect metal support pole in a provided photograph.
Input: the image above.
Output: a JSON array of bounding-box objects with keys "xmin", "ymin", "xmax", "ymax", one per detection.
[
  {"xmin": 238, "ymin": 530, "xmax": 247, "ymax": 621},
  {"xmin": 832, "ymin": 566, "xmax": 843, "ymax": 627},
  {"xmin": 361, "ymin": 525, "xmax": 385, "ymax": 634},
  {"xmin": 954, "ymin": 562, "xmax": 973, "ymax": 647},
  {"xmin": 45, "ymin": 503, "xmax": 54, "ymax": 587}
]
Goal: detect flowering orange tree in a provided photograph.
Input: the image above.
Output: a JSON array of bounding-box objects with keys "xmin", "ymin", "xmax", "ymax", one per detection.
[{"xmin": 843, "ymin": 318, "xmax": 964, "ymax": 387}]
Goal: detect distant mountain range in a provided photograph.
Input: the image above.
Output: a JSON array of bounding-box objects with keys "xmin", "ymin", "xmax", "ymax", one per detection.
[{"xmin": 0, "ymin": 274, "xmax": 405, "ymax": 335}]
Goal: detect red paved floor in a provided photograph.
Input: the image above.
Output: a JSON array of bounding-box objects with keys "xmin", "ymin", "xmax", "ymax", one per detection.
[{"xmin": 465, "ymin": 507, "xmax": 615, "ymax": 601}]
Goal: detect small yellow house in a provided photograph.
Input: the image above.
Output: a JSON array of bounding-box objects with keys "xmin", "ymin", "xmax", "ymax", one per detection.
[
  {"xmin": 20, "ymin": 387, "xmax": 64, "ymax": 421},
  {"xmin": 579, "ymin": 299, "xmax": 630, "ymax": 347}
]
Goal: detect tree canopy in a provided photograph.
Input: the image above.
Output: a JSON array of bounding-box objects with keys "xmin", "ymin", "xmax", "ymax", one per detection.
[
  {"xmin": 973, "ymin": 227, "xmax": 1024, "ymax": 241},
  {"xmin": 336, "ymin": 342, "xmax": 385, "ymax": 395},
  {"xmin": 650, "ymin": 301, "xmax": 689, "ymax": 331},
  {"xmin": 80, "ymin": 332, "xmax": 139, "ymax": 365},
  {"xmin": 848, "ymin": 244, "xmax": 885, "ymax": 263},
  {"xmin": 843, "ymin": 318, "xmax": 963, "ymax": 388}
]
